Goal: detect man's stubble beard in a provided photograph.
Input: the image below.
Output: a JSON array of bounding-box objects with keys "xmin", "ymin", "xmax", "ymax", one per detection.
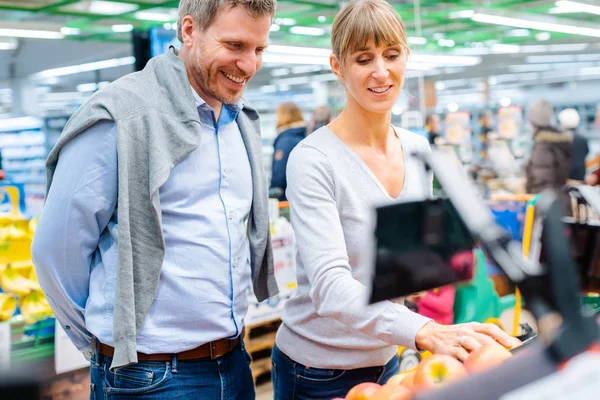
[{"xmin": 190, "ymin": 46, "xmax": 244, "ymax": 105}]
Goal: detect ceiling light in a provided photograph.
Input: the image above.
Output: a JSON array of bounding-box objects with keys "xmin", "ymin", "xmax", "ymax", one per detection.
[
  {"xmin": 506, "ymin": 29, "xmax": 530, "ymax": 37},
  {"xmin": 0, "ymin": 38, "xmax": 17, "ymax": 50},
  {"xmin": 472, "ymin": 12, "xmax": 600, "ymax": 37},
  {"xmin": 270, "ymin": 24, "xmax": 280, "ymax": 32},
  {"xmin": 318, "ymin": 16, "xmax": 326, "ymax": 23},
  {"xmin": 60, "ymin": 27, "xmax": 81, "ymax": 36},
  {"xmin": 536, "ymin": 32, "xmax": 551, "ymax": 41},
  {"xmin": 112, "ymin": 24, "xmax": 134, "ymax": 33},
  {"xmin": 500, "ymin": 97, "xmax": 512, "ymax": 107},
  {"xmin": 491, "ymin": 44, "xmax": 521, "ymax": 53},
  {"xmin": 163, "ymin": 23, "xmax": 172, "ymax": 30},
  {"xmin": 447, "ymin": 103, "xmax": 459, "ymax": 112},
  {"xmin": 262, "ymin": 53, "xmax": 330, "ymax": 65},
  {"xmin": 548, "ymin": 6, "xmax": 572, "ymax": 14},
  {"xmin": 435, "ymin": 82, "xmax": 445, "ymax": 90},
  {"xmin": 526, "ymin": 54, "xmax": 575, "ymax": 63},
  {"xmin": 408, "ymin": 36, "xmax": 427, "ymax": 45},
  {"xmin": 0, "ymin": 28, "xmax": 63, "ymax": 39},
  {"xmin": 274, "ymin": 18, "xmax": 296, "ymax": 26},
  {"xmin": 266, "ymin": 45, "xmax": 330, "ymax": 57},
  {"xmin": 555, "ymin": 1, "xmax": 600, "ymax": 16},
  {"xmin": 489, "ymin": 77, "xmax": 498, "ymax": 85},
  {"xmin": 134, "ymin": 11, "xmax": 173, "ymax": 22},
  {"xmin": 449, "ymin": 10, "xmax": 475, "ymax": 19},
  {"xmin": 63, "ymin": 0, "xmax": 139, "ymax": 15},
  {"xmin": 411, "ymin": 54, "xmax": 481, "ymax": 66},
  {"xmin": 32, "ymin": 56, "xmax": 136, "ymax": 79},
  {"xmin": 289, "ymin": 26, "xmax": 325, "ymax": 36},
  {"xmin": 438, "ymin": 39, "xmax": 456, "ymax": 47}
]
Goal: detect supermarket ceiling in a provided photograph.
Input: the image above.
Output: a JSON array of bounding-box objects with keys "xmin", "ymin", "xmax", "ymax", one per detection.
[
  {"xmin": 1, "ymin": 0, "xmax": 600, "ymax": 95},
  {"xmin": 1, "ymin": 0, "xmax": 600, "ymax": 48}
]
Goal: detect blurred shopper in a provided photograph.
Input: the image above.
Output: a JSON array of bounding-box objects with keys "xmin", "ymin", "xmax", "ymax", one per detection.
[
  {"xmin": 525, "ymin": 99, "xmax": 572, "ymax": 194},
  {"xmin": 31, "ymin": 0, "xmax": 278, "ymax": 398},
  {"xmin": 269, "ymin": 102, "xmax": 307, "ymax": 201},
  {"xmin": 425, "ymin": 113, "xmax": 441, "ymax": 145},
  {"xmin": 558, "ymin": 108, "xmax": 588, "ymax": 182},
  {"xmin": 477, "ymin": 109, "xmax": 494, "ymax": 161},
  {"xmin": 271, "ymin": 1, "xmax": 521, "ymax": 399},
  {"xmin": 309, "ymin": 105, "xmax": 333, "ymax": 134}
]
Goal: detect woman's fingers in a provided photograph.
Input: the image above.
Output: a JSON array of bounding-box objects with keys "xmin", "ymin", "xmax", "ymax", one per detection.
[
  {"xmin": 458, "ymin": 335, "xmax": 483, "ymax": 352},
  {"xmin": 471, "ymin": 323, "xmax": 522, "ymax": 348}
]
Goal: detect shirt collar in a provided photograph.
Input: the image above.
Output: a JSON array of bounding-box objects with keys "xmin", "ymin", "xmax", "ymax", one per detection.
[{"xmin": 189, "ymin": 85, "xmax": 244, "ymax": 114}]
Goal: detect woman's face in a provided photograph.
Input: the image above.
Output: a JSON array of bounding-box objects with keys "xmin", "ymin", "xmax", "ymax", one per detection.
[{"xmin": 332, "ymin": 39, "xmax": 407, "ymax": 115}]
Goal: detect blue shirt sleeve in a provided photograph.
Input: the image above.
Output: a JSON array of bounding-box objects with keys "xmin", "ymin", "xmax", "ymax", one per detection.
[{"xmin": 32, "ymin": 121, "xmax": 118, "ymax": 355}]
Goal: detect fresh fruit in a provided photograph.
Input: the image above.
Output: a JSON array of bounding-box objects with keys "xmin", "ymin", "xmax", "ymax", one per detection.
[
  {"xmin": 346, "ymin": 382, "xmax": 381, "ymax": 400},
  {"xmin": 371, "ymin": 383, "xmax": 412, "ymax": 400},
  {"xmin": 386, "ymin": 371, "xmax": 415, "ymax": 389},
  {"xmin": 463, "ymin": 343, "xmax": 513, "ymax": 373},
  {"xmin": 19, "ymin": 290, "xmax": 52, "ymax": 321},
  {"xmin": 0, "ymin": 264, "xmax": 40, "ymax": 296},
  {"xmin": 413, "ymin": 354, "xmax": 468, "ymax": 390},
  {"xmin": 0, "ymin": 293, "xmax": 17, "ymax": 321}
]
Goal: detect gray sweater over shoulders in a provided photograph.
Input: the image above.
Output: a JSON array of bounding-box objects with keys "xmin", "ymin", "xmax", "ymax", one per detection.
[
  {"xmin": 44, "ymin": 47, "xmax": 278, "ymax": 371},
  {"xmin": 276, "ymin": 126, "xmax": 433, "ymax": 369}
]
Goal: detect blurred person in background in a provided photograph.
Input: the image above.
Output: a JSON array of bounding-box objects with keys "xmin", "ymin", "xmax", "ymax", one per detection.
[
  {"xmin": 526, "ymin": 99, "xmax": 573, "ymax": 194},
  {"xmin": 558, "ymin": 108, "xmax": 588, "ymax": 182},
  {"xmin": 425, "ymin": 113, "xmax": 441, "ymax": 145},
  {"xmin": 31, "ymin": 0, "xmax": 278, "ymax": 398},
  {"xmin": 308, "ymin": 105, "xmax": 333, "ymax": 134},
  {"xmin": 477, "ymin": 109, "xmax": 494, "ymax": 161},
  {"xmin": 271, "ymin": 1, "xmax": 521, "ymax": 399},
  {"xmin": 269, "ymin": 102, "xmax": 307, "ymax": 201}
]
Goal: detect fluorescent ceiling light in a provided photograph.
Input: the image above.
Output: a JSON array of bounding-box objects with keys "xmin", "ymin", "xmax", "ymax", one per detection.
[
  {"xmin": 408, "ymin": 36, "xmax": 427, "ymax": 45},
  {"xmin": 262, "ymin": 53, "xmax": 330, "ymax": 65},
  {"xmin": 112, "ymin": 24, "xmax": 134, "ymax": 33},
  {"xmin": 270, "ymin": 24, "xmax": 280, "ymax": 32},
  {"xmin": 411, "ymin": 54, "xmax": 481, "ymax": 67},
  {"xmin": 506, "ymin": 29, "xmax": 530, "ymax": 37},
  {"xmin": 438, "ymin": 39, "xmax": 456, "ymax": 47},
  {"xmin": 60, "ymin": 27, "xmax": 81, "ymax": 36},
  {"xmin": 318, "ymin": 16, "xmax": 327, "ymax": 23},
  {"xmin": 526, "ymin": 53, "xmax": 600, "ymax": 63},
  {"xmin": 472, "ymin": 12, "xmax": 600, "ymax": 37},
  {"xmin": 449, "ymin": 10, "xmax": 474, "ymax": 19},
  {"xmin": 289, "ymin": 26, "xmax": 325, "ymax": 36},
  {"xmin": 77, "ymin": 81, "xmax": 110, "ymax": 92},
  {"xmin": 274, "ymin": 18, "xmax": 296, "ymax": 26},
  {"xmin": 536, "ymin": 32, "xmax": 551, "ymax": 41},
  {"xmin": 492, "ymin": 44, "xmax": 521, "ymax": 53},
  {"xmin": 63, "ymin": 0, "xmax": 139, "ymax": 15},
  {"xmin": 0, "ymin": 28, "xmax": 63, "ymax": 39},
  {"xmin": 134, "ymin": 11, "xmax": 173, "ymax": 22},
  {"xmin": 555, "ymin": 1, "xmax": 600, "ymax": 16},
  {"xmin": 266, "ymin": 45, "xmax": 331, "ymax": 57},
  {"xmin": 32, "ymin": 56, "xmax": 136, "ymax": 79},
  {"xmin": 0, "ymin": 38, "xmax": 17, "ymax": 50}
]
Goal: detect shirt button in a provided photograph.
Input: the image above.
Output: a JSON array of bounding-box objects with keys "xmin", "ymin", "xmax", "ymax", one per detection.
[{"xmin": 65, "ymin": 325, "xmax": 71, "ymax": 330}]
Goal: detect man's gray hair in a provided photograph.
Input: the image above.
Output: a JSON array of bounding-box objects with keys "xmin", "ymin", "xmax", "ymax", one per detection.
[{"xmin": 177, "ymin": 0, "xmax": 277, "ymax": 42}]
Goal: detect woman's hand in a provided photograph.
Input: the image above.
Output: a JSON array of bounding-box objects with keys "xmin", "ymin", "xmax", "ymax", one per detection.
[{"xmin": 415, "ymin": 321, "xmax": 522, "ymax": 361}]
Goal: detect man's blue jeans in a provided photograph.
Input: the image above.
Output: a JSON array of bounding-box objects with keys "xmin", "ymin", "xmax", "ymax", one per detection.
[
  {"xmin": 90, "ymin": 340, "xmax": 255, "ymax": 399},
  {"xmin": 271, "ymin": 345, "xmax": 399, "ymax": 400}
]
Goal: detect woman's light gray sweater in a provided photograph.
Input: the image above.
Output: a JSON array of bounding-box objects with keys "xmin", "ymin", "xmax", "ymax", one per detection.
[{"xmin": 276, "ymin": 126, "xmax": 433, "ymax": 369}]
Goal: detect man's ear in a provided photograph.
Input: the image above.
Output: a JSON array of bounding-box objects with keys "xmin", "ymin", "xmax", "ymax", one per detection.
[
  {"xmin": 330, "ymin": 53, "xmax": 344, "ymax": 83},
  {"xmin": 180, "ymin": 15, "xmax": 195, "ymax": 48}
]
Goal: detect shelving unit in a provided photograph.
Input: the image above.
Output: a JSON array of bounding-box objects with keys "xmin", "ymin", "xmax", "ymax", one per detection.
[{"xmin": 0, "ymin": 117, "xmax": 46, "ymax": 198}]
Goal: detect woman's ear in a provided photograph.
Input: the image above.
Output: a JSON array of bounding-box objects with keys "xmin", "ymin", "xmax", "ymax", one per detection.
[{"xmin": 330, "ymin": 53, "xmax": 344, "ymax": 83}]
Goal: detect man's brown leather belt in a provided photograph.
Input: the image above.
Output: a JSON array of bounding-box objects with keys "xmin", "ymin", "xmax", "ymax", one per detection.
[{"xmin": 94, "ymin": 329, "xmax": 245, "ymax": 361}]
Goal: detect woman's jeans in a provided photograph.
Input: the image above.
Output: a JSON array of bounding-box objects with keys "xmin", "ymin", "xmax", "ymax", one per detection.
[{"xmin": 271, "ymin": 344, "xmax": 399, "ymax": 400}]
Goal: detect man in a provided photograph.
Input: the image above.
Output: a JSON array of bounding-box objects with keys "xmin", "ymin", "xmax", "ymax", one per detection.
[
  {"xmin": 31, "ymin": 0, "xmax": 278, "ymax": 398},
  {"xmin": 425, "ymin": 113, "xmax": 441, "ymax": 145}
]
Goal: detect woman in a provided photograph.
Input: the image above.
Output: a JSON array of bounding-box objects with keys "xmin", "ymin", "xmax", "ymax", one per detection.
[
  {"xmin": 269, "ymin": 102, "xmax": 307, "ymax": 201},
  {"xmin": 271, "ymin": 1, "xmax": 521, "ymax": 399},
  {"xmin": 525, "ymin": 99, "xmax": 572, "ymax": 194}
]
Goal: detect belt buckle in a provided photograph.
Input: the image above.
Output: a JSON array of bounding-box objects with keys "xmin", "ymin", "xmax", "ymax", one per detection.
[{"xmin": 210, "ymin": 341, "xmax": 225, "ymax": 360}]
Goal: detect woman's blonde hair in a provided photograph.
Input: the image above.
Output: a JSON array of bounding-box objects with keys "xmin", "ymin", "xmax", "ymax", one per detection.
[
  {"xmin": 276, "ymin": 102, "xmax": 304, "ymax": 130},
  {"xmin": 331, "ymin": 0, "xmax": 409, "ymax": 66}
]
